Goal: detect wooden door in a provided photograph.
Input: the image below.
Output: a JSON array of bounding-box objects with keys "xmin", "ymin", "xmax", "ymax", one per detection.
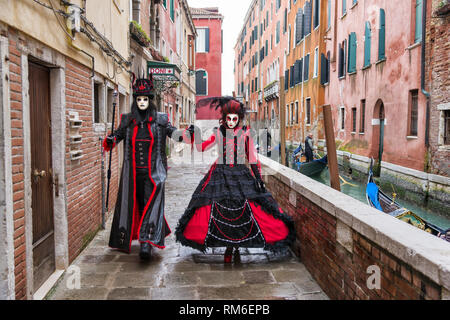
[{"xmin": 28, "ymin": 62, "xmax": 55, "ymax": 293}]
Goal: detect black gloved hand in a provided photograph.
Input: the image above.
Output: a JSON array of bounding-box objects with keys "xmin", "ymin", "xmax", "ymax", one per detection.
[
  {"xmin": 106, "ymin": 135, "xmax": 115, "ymax": 147},
  {"xmin": 254, "ymin": 178, "xmax": 266, "ymax": 193},
  {"xmin": 187, "ymin": 124, "xmax": 195, "ymax": 137}
]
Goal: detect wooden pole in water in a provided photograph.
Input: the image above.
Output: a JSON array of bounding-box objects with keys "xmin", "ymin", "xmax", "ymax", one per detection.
[
  {"xmin": 323, "ymin": 104, "xmax": 340, "ymax": 191},
  {"xmin": 280, "ymin": 77, "xmax": 286, "ymax": 166}
]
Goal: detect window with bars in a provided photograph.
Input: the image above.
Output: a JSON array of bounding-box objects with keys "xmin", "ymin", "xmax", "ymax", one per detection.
[
  {"xmin": 306, "ymin": 98, "xmax": 311, "ymax": 125},
  {"xmin": 444, "ymin": 110, "xmax": 450, "ymax": 145},
  {"xmin": 340, "ymin": 107, "xmax": 345, "ymax": 130},
  {"xmin": 409, "ymin": 90, "xmax": 418, "ymax": 136},
  {"xmin": 360, "ymin": 99, "xmax": 365, "ymax": 133},
  {"xmin": 295, "ymin": 101, "xmax": 299, "ymax": 124},
  {"xmin": 352, "ymin": 108, "xmax": 357, "ymax": 132},
  {"xmin": 291, "ymin": 103, "xmax": 294, "ymax": 125}
]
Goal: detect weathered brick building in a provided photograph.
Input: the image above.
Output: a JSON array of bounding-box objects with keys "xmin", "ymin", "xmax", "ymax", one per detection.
[
  {"xmin": 426, "ymin": 0, "xmax": 449, "ymax": 176},
  {"xmin": 0, "ymin": 0, "xmax": 129, "ymax": 299},
  {"xmin": 191, "ymin": 7, "xmax": 223, "ymax": 122}
]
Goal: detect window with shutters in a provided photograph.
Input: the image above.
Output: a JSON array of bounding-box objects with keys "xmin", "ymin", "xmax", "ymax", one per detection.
[
  {"xmin": 378, "ymin": 9, "xmax": 386, "ymax": 61},
  {"xmin": 170, "ymin": 0, "xmax": 174, "ymax": 22},
  {"xmin": 304, "ymin": 54, "xmax": 310, "ymax": 81},
  {"xmin": 276, "ymin": 21, "xmax": 280, "ymax": 44},
  {"xmin": 313, "ymin": 47, "xmax": 319, "ymax": 78},
  {"xmin": 320, "ymin": 53, "xmax": 329, "ymax": 85},
  {"xmin": 327, "ymin": 0, "xmax": 331, "ymax": 29},
  {"xmin": 266, "ymin": 40, "xmax": 268, "ymax": 56},
  {"xmin": 188, "ymin": 35, "xmax": 195, "ymax": 70},
  {"xmin": 340, "ymin": 107, "xmax": 345, "ymax": 130},
  {"xmin": 284, "ymin": 9, "xmax": 288, "ymax": 34},
  {"xmin": 290, "ymin": 65, "xmax": 295, "ymax": 87},
  {"xmin": 313, "ymin": 0, "xmax": 320, "ymax": 29},
  {"xmin": 364, "ymin": 22, "xmax": 371, "ymax": 68},
  {"xmin": 338, "ymin": 44, "xmax": 344, "ymax": 78},
  {"xmin": 195, "ymin": 28, "xmax": 209, "ymax": 53},
  {"xmin": 276, "ymin": 0, "xmax": 281, "ymax": 11},
  {"xmin": 255, "ymin": 77, "xmax": 258, "ymax": 91},
  {"xmin": 352, "ymin": 0, "xmax": 357, "ymax": 6},
  {"xmin": 306, "ymin": 98, "xmax": 311, "ymax": 125},
  {"xmin": 195, "ymin": 70, "xmax": 207, "ymax": 95},
  {"xmin": 351, "ymin": 108, "xmax": 357, "ymax": 132},
  {"xmin": 162, "ymin": 0, "xmax": 166, "ymax": 9},
  {"xmin": 295, "ymin": 101, "xmax": 299, "ymax": 124},
  {"xmin": 409, "ymin": 90, "xmax": 419, "ymax": 136},
  {"xmin": 285, "ymin": 70, "xmax": 289, "ymax": 90},
  {"xmin": 295, "ymin": 8, "xmax": 304, "ymax": 44},
  {"xmin": 342, "ymin": 0, "xmax": 347, "ymax": 16},
  {"xmin": 415, "ymin": 0, "xmax": 423, "ymax": 43},
  {"xmin": 348, "ymin": 33, "xmax": 356, "ymax": 73},
  {"xmin": 360, "ymin": 99, "xmax": 365, "ymax": 133},
  {"xmin": 304, "ymin": 1, "xmax": 312, "ymax": 36}
]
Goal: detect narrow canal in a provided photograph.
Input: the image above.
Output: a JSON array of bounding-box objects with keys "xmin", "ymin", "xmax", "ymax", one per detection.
[{"xmin": 310, "ymin": 168, "xmax": 450, "ymax": 230}]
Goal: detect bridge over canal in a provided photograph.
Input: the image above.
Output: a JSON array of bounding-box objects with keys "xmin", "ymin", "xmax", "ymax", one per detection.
[{"xmin": 46, "ymin": 156, "xmax": 449, "ymax": 300}]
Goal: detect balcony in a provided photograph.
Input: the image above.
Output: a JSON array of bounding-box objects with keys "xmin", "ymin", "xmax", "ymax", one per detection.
[{"xmin": 263, "ymin": 80, "xmax": 279, "ymax": 101}]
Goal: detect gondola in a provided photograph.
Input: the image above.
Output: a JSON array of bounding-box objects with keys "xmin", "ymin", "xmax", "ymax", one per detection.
[
  {"xmin": 292, "ymin": 148, "xmax": 328, "ymax": 176},
  {"xmin": 366, "ymin": 160, "xmax": 450, "ymax": 242}
]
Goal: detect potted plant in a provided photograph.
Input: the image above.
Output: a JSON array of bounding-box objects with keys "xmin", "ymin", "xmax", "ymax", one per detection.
[
  {"xmin": 435, "ymin": 0, "xmax": 450, "ymax": 16},
  {"xmin": 130, "ymin": 21, "xmax": 151, "ymax": 47}
]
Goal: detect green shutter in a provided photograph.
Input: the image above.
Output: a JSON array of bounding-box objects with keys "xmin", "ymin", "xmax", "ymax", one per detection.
[
  {"xmin": 327, "ymin": 0, "xmax": 331, "ymax": 29},
  {"xmin": 163, "ymin": 0, "xmax": 166, "ymax": 8},
  {"xmin": 364, "ymin": 22, "xmax": 371, "ymax": 67},
  {"xmin": 348, "ymin": 32, "xmax": 357, "ymax": 73},
  {"xmin": 415, "ymin": 0, "xmax": 422, "ymax": 43},
  {"xmin": 342, "ymin": 0, "xmax": 346, "ymax": 15},
  {"xmin": 379, "ymin": 9, "xmax": 386, "ymax": 60},
  {"xmin": 170, "ymin": 0, "xmax": 174, "ymax": 21}
]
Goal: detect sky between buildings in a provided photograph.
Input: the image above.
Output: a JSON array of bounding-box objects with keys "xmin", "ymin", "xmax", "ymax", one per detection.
[{"xmin": 187, "ymin": 0, "xmax": 253, "ymax": 96}]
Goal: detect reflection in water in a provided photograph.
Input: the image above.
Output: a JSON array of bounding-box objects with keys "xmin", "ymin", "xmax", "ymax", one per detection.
[{"xmin": 310, "ymin": 168, "xmax": 450, "ymax": 230}]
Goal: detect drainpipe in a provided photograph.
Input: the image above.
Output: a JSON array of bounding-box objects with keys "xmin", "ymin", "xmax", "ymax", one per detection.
[{"xmin": 421, "ymin": 0, "xmax": 430, "ymax": 149}]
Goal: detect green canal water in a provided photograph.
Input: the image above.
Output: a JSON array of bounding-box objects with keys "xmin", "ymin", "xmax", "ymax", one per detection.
[{"xmin": 309, "ymin": 168, "xmax": 450, "ymax": 231}]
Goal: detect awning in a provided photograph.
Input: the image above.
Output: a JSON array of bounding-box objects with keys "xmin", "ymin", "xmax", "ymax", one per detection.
[{"xmin": 147, "ymin": 61, "xmax": 181, "ymax": 82}]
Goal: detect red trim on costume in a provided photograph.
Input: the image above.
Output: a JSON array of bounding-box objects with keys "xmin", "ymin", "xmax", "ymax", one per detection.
[
  {"xmin": 129, "ymin": 125, "xmax": 139, "ymax": 251},
  {"xmin": 248, "ymin": 201, "xmax": 289, "ymax": 244},
  {"xmin": 201, "ymin": 161, "xmax": 217, "ymax": 192},
  {"xmin": 136, "ymin": 120, "xmax": 158, "ymax": 248},
  {"xmin": 182, "ymin": 205, "xmax": 212, "ymax": 245}
]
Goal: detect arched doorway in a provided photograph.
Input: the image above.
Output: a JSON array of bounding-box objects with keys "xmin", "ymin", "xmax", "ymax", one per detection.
[{"xmin": 371, "ymin": 99, "xmax": 385, "ymax": 176}]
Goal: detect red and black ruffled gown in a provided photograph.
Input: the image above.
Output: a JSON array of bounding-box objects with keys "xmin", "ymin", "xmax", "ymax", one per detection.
[{"xmin": 175, "ymin": 125, "xmax": 295, "ymax": 252}]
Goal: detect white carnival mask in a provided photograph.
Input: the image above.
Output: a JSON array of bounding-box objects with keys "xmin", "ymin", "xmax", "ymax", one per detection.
[
  {"xmin": 136, "ymin": 96, "xmax": 149, "ymax": 110},
  {"xmin": 226, "ymin": 113, "xmax": 239, "ymax": 129}
]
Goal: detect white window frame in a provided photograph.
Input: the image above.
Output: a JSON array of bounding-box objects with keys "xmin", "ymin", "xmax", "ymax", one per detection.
[
  {"xmin": 313, "ymin": 47, "xmax": 319, "ymax": 78},
  {"xmin": 195, "ymin": 27, "xmax": 208, "ymax": 53}
]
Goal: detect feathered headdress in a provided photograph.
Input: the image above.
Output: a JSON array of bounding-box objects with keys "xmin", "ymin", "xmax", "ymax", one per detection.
[{"xmin": 196, "ymin": 96, "xmax": 245, "ymax": 118}]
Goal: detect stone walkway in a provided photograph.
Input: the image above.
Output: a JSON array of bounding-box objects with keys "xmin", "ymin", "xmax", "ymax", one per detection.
[{"xmin": 46, "ymin": 159, "xmax": 328, "ymax": 300}]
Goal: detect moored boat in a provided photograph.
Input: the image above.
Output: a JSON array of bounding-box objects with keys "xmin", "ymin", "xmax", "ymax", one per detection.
[{"xmin": 366, "ymin": 160, "xmax": 450, "ymax": 242}]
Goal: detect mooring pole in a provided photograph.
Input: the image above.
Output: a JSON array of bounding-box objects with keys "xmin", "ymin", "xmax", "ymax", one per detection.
[
  {"xmin": 280, "ymin": 77, "xmax": 286, "ymax": 166},
  {"xmin": 323, "ymin": 104, "xmax": 340, "ymax": 191}
]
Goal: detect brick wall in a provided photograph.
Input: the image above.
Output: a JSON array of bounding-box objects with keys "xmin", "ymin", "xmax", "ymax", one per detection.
[
  {"xmin": 427, "ymin": 0, "xmax": 449, "ymax": 177},
  {"xmin": 8, "ymin": 35, "xmax": 26, "ymax": 300},
  {"xmin": 65, "ymin": 57, "xmax": 120, "ymax": 263},
  {"xmin": 5, "ymin": 31, "xmax": 122, "ymax": 299},
  {"xmin": 261, "ymin": 156, "xmax": 449, "ymax": 300}
]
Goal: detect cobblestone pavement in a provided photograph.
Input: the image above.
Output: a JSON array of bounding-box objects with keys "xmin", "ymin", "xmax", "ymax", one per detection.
[{"xmin": 47, "ymin": 159, "xmax": 328, "ymax": 300}]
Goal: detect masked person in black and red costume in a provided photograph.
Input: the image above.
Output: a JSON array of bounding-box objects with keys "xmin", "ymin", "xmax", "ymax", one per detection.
[
  {"xmin": 175, "ymin": 97, "xmax": 295, "ymax": 263},
  {"xmin": 103, "ymin": 74, "xmax": 191, "ymax": 261}
]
